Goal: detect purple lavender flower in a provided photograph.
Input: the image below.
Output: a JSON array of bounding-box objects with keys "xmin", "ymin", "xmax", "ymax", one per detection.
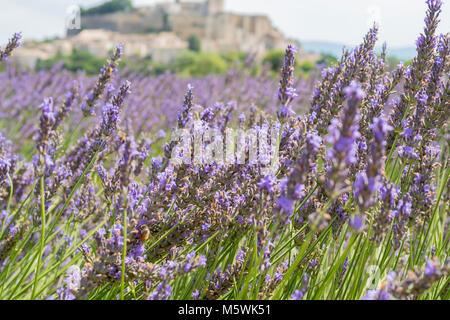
[
  {"xmin": 57, "ymin": 266, "xmax": 81, "ymax": 300},
  {"xmin": 361, "ymin": 289, "xmax": 390, "ymax": 300},
  {"xmin": 257, "ymin": 175, "xmax": 277, "ymax": 194},
  {"xmin": 354, "ymin": 117, "xmax": 392, "ymax": 211},
  {"xmin": 424, "ymin": 259, "xmax": 437, "ymax": 276},
  {"xmin": 177, "ymin": 84, "xmax": 194, "ymax": 129},
  {"xmin": 325, "ymin": 81, "xmax": 364, "ymax": 197},
  {"xmin": 100, "ymin": 103, "xmax": 120, "ymax": 137},
  {"xmin": 291, "ymin": 289, "xmax": 305, "ymax": 300},
  {"xmin": 277, "ymin": 45, "xmax": 298, "ymax": 121},
  {"xmin": 81, "ymin": 44, "xmax": 123, "ymax": 116},
  {"xmin": 349, "ymin": 215, "xmax": 365, "ymax": 232},
  {"xmin": 236, "ymin": 250, "xmax": 245, "ymax": 263},
  {"xmin": 276, "ymin": 196, "xmax": 295, "ymax": 214},
  {"xmin": 0, "ymin": 32, "xmax": 22, "ymax": 61}
]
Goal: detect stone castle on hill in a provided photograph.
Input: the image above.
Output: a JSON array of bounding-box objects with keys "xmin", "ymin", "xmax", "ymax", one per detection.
[
  {"xmin": 14, "ymin": 0, "xmax": 302, "ymax": 68},
  {"xmin": 68, "ymin": 0, "xmax": 294, "ymax": 58}
]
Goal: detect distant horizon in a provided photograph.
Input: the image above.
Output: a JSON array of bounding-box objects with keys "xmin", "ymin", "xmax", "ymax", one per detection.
[
  {"xmin": 2, "ymin": 0, "xmax": 448, "ymax": 55},
  {"xmin": 300, "ymin": 40, "xmax": 418, "ymax": 61}
]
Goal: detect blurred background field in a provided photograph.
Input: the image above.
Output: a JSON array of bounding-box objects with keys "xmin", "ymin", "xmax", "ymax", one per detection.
[{"xmin": 4, "ymin": 0, "xmax": 443, "ymax": 76}]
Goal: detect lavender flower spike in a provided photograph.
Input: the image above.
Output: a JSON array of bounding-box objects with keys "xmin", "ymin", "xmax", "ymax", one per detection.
[
  {"xmin": 0, "ymin": 32, "xmax": 22, "ymax": 61},
  {"xmin": 81, "ymin": 43, "xmax": 124, "ymax": 116},
  {"xmin": 177, "ymin": 84, "xmax": 194, "ymax": 129},
  {"xmin": 354, "ymin": 116, "xmax": 392, "ymax": 211},
  {"xmin": 325, "ymin": 81, "xmax": 364, "ymax": 197},
  {"xmin": 277, "ymin": 45, "xmax": 298, "ymax": 121}
]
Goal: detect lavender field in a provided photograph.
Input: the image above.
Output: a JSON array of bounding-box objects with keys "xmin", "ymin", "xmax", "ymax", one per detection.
[{"xmin": 0, "ymin": 0, "xmax": 448, "ymax": 300}]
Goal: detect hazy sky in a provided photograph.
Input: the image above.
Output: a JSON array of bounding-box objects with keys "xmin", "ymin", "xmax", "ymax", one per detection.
[{"xmin": 1, "ymin": 0, "xmax": 449, "ymax": 48}]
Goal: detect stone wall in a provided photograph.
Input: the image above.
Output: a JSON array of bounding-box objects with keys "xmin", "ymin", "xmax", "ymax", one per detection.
[
  {"xmin": 66, "ymin": 0, "xmax": 292, "ymax": 58},
  {"xmin": 207, "ymin": 0, "xmax": 224, "ymax": 15},
  {"xmin": 70, "ymin": 8, "xmax": 166, "ymax": 36}
]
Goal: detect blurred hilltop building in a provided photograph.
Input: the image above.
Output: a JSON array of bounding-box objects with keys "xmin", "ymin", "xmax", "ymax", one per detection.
[
  {"xmin": 14, "ymin": 0, "xmax": 301, "ymax": 68},
  {"xmin": 68, "ymin": 0, "xmax": 293, "ymax": 56}
]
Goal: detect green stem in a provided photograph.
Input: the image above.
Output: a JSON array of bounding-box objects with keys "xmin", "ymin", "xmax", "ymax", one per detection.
[
  {"xmin": 120, "ymin": 195, "xmax": 128, "ymax": 300},
  {"xmin": 31, "ymin": 176, "xmax": 46, "ymax": 299},
  {"xmin": 1, "ymin": 173, "xmax": 14, "ymax": 234}
]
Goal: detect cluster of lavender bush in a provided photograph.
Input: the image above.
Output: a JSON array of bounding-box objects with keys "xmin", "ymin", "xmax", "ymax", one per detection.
[{"xmin": 0, "ymin": 0, "xmax": 448, "ymax": 300}]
